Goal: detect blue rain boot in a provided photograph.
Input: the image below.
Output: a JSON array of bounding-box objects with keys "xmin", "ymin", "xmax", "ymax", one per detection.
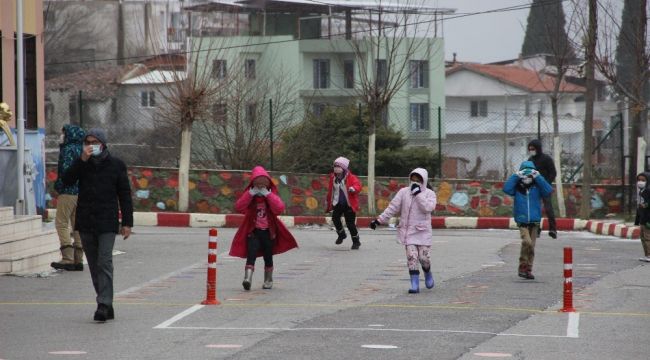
[
  {"xmin": 408, "ymin": 274, "xmax": 420, "ymax": 294},
  {"xmin": 424, "ymin": 271, "xmax": 434, "ymax": 289}
]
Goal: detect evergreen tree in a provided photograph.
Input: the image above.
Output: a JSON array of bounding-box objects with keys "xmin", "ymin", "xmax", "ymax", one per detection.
[
  {"xmin": 521, "ymin": 0, "xmax": 575, "ymax": 60},
  {"xmin": 276, "ymin": 105, "xmax": 439, "ymax": 177},
  {"xmin": 615, "ymin": 0, "xmax": 645, "ymax": 93}
]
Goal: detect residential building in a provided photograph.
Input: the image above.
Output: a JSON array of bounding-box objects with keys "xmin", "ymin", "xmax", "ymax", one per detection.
[
  {"xmin": 190, "ymin": 0, "xmax": 452, "ymax": 150},
  {"xmin": 444, "ymin": 63, "xmax": 586, "ymax": 179}
]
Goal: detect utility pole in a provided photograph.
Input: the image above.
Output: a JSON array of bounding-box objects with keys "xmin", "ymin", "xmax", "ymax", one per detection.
[
  {"xmin": 16, "ymin": 0, "xmax": 25, "ymax": 215},
  {"xmin": 580, "ymin": 0, "xmax": 597, "ymax": 219}
]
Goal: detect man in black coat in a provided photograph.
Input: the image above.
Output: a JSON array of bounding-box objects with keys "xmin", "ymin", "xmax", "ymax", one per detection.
[
  {"xmin": 63, "ymin": 128, "xmax": 133, "ymax": 322},
  {"xmin": 527, "ymin": 139, "xmax": 558, "ymax": 239}
]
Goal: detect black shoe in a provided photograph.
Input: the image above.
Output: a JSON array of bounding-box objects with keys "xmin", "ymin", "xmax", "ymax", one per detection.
[
  {"xmin": 107, "ymin": 305, "xmax": 114, "ymax": 320},
  {"xmin": 351, "ymin": 236, "xmax": 360, "ymax": 250},
  {"xmin": 523, "ymin": 272, "xmax": 535, "ymax": 280},
  {"xmin": 549, "ymin": 230, "xmax": 557, "ymax": 239},
  {"xmin": 518, "ymin": 271, "xmax": 528, "ymax": 278},
  {"xmin": 335, "ymin": 232, "xmax": 347, "ymax": 245},
  {"xmin": 94, "ymin": 304, "xmax": 109, "ymax": 322},
  {"xmin": 51, "ymin": 262, "xmax": 79, "ymax": 271}
]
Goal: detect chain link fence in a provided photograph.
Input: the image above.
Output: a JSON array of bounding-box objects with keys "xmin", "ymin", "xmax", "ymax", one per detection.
[{"xmin": 45, "ymin": 88, "xmax": 624, "ymax": 185}]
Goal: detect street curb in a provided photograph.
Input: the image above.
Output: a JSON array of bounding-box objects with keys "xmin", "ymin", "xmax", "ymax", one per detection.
[{"xmin": 44, "ymin": 209, "xmax": 639, "ymax": 239}]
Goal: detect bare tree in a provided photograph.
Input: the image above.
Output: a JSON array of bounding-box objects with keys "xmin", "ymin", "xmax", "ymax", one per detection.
[
  {"xmin": 574, "ymin": 0, "xmax": 650, "ymax": 213},
  {"xmin": 43, "ymin": 2, "xmax": 111, "ymax": 78},
  {"xmin": 343, "ymin": 1, "xmax": 439, "ymax": 214},
  {"xmin": 191, "ymin": 65, "xmax": 298, "ymax": 170}
]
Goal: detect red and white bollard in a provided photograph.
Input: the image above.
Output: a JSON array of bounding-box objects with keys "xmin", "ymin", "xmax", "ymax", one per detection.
[
  {"xmin": 201, "ymin": 228, "xmax": 220, "ymax": 305},
  {"xmin": 560, "ymin": 247, "xmax": 575, "ymax": 312}
]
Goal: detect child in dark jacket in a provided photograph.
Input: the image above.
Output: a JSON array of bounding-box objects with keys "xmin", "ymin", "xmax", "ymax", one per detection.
[
  {"xmin": 503, "ymin": 161, "xmax": 553, "ymax": 280},
  {"xmin": 229, "ymin": 166, "xmax": 298, "ymax": 290},
  {"xmin": 326, "ymin": 157, "xmax": 363, "ymax": 249},
  {"xmin": 634, "ymin": 172, "xmax": 650, "ymax": 262}
]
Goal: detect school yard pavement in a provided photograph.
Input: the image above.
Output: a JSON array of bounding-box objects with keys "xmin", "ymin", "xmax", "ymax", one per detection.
[{"xmin": 1, "ymin": 226, "xmax": 649, "ymax": 360}]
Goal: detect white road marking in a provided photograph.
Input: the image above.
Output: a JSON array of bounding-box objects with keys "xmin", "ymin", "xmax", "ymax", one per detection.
[
  {"xmin": 153, "ymin": 304, "xmax": 204, "ymax": 329},
  {"xmin": 474, "ymin": 353, "xmax": 512, "ymax": 358},
  {"xmin": 116, "ymin": 261, "xmax": 205, "ymax": 297},
  {"xmin": 566, "ymin": 312, "xmax": 580, "ymax": 338},
  {"xmin": 205, "ymin": 344, "xmax": 242, "ymax": 349},
  {"xmin": 362, "ymin": 345, "xmax": 399, "ymax": 349},
  {"xmin": 48, "ymin": 351, "xmax": 87, "ymax": 355},
  {"xmin": 159, "ymin": 326, "xmax": 573, "ymax": 338}
]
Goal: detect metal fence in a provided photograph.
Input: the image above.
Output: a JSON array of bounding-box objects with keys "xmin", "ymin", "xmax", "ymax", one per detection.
[{"xmin": 45, "ymin": 90, "xmax": 624, "ymax": 185}]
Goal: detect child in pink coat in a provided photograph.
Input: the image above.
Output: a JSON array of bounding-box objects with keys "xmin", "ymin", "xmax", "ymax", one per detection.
[
  {"xmin": 229, "ymin": 166, "xmax": 298, "ymax": 290},
  {"xmin": 370, "ymin": 168, "xmax": 437, "ymax": 293}
]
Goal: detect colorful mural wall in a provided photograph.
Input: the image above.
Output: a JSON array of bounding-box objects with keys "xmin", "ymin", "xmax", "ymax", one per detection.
[{"xmin": 45, "ymin": 165, "xmax": 626, "ymax": 219}]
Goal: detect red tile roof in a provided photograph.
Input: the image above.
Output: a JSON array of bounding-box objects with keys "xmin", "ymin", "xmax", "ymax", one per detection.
[{"xmin": 446, "ymin": 63, "xmax": 585, "ymax": 93}]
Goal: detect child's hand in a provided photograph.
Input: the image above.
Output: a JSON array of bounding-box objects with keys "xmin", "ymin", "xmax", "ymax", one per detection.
[
  {"xmin": 369, "ymin": 219, "xmax": 380, "ymax": 230},
  {"xmin": 530, "ymin": 170, "xmax": 540, "ymax": 178},
  {"xmin": 348, "ymin": 187, "xmax": 355, "ymax": 193},
  {"xmin": 410, "ymin": 183, "xmax": 421, "ymax": 196},
  {"xmin": 259, "ymin": 188, "xmax": 270, "ymax": 197},
  {"xmin": 249, "ymin": 188, "xmax": 260, "ymax": 196}
]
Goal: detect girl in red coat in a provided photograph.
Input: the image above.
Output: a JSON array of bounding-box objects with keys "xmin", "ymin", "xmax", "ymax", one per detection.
[
  {"xmin": 326, "ymin": 157, "xmax": 363, "ymax": 249},
  {"xmin": 229, "ymin": 166, "xmax": 298, "ymax": 290}
]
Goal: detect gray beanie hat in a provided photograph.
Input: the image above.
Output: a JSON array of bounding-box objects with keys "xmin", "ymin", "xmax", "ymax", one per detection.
[{"xmin": 85, "ymin": 128, "xmax": 107, "ymax": 145}]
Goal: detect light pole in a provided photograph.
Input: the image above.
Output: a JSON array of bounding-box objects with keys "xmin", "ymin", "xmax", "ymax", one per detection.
[{"xmin": 16, "ymin": 0, "xmax": 25, "ymax": 215}]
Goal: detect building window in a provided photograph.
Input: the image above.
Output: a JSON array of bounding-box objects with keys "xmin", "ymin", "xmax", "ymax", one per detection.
[
  {"xmin": 213, "ymin": 103, "xmax": 227, "ymax": 124},
  {"xmin": 376, "ymin": 59, "xmax": 387, "ymax": 87},
  {"xmin": 410, "ymin": 60, "xmax": 428, "ymax": 88},
  {"xmin": 470, "ymin": 100, "xmax": 488, "ymax": 117},
  {"xmin": 246, "ymin": 103, "xmax": 257, "ymax": 123},
  {"xmin": 244, "ymin": 59, "xmax": 256, "ymax": 80},
  {"xmin": 140, "ymin": 91, "xmax": 156, "ymax": 108},
  {"xmin": 344, "ymin": 60, "xmax": 354, "ymax": 89},
  {"xmin": 313, "ymin": 59, "xmax": 330, "ymax": 89},
  {"xmin": 312, "ymin": 103, "xmax": 327, "ymax": 117},
  {"xmin": 212, "ymin": 59, "xmax": 227, "ymax": 79},
  {"xmin": 410, "ymin": 103, "xmax": 429, "ymax": 131}
]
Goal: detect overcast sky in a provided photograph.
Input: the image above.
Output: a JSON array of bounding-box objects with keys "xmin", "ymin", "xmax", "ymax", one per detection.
[{"xmin": 434, "ymin": 0, "xmax": 532, "ymax": 64}]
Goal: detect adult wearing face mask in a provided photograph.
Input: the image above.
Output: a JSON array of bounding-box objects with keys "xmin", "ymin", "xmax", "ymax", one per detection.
[
  {"xmin": 503, "ymin": 161, "xmax": 553, "ymax": 280},
  {"xmin": 527, "ymin": 139, "xmax": 558, "ymax": 239},
  {"xmin": 63, "ymin": 128, "xmax": 133, "ymax": 322},
  {"xmin": 634, "ymin": 172, "xmax": 650, "ymax": 262},
  {"xmin": 326, "ymin": 157, "xmax": 363, "ymax": 249},
  {"xmin": 51, "ymin": 124, "xmax": 86, "ymax": 271}
]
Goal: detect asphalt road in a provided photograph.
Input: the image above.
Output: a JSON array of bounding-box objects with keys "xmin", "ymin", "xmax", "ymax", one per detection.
[{"xmin": 1, "ymin": 226, "xmax": 649, "ymax": 360}]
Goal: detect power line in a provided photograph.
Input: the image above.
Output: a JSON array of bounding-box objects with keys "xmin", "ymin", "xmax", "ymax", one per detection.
[{"xmin": 45, "ymin": 0, "xmax": 568, "ymax": 67}]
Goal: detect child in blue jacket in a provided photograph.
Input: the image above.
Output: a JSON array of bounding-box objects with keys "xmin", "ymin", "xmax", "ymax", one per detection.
[{"xmin": 503, "ymin": 161, "xmax": 553, "ymax": 280}]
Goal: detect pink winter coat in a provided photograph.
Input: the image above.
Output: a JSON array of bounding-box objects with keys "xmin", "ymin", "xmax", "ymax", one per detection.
[{"xmin": 377, "ymin": 168, "xmax": 437, "ymax": 246}]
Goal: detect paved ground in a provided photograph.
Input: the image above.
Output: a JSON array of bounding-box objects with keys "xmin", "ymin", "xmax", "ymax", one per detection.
[{"xmin": 1, "ymin": 226, "xmax": 649, "ymax": 360}]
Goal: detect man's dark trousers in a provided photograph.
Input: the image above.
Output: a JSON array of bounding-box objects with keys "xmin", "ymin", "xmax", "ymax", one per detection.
[{"xmin": 80, "ymin": 232, "xmax": 116, "ymax": 306}]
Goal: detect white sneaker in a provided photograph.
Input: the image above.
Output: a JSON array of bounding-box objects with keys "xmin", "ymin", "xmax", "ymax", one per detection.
[{"xmin": 639, "ymin": 257, "xmax": 650, "ymax": 262}]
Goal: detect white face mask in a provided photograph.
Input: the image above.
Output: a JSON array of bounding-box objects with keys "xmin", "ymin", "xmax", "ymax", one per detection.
[
  {"xmin": 333, "ymin": 166, "xmax": 343, "ymax": 175},
  {"xmin": 90, "ymin": 144, "xmax": 102, "ymax": 156},
  {"xmin": 638, "ymin": 181, "xmax": 646, "ymax": 189},
  {"xmin": 528, "ymin": 150, "xmax": 537, "ymax": 157},
  {"xmin": 522, "ymin": 177, "xmax": 533, "ymax": 185},
  {"xmin": 410, "ymin": 180, "xmax": 420, "ymax": 187}
]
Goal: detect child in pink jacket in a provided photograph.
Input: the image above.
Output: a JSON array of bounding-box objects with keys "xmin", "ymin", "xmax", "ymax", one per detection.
[{"xmin": 370, "ymin": 168, "xmax": 437, "ymax": 293}]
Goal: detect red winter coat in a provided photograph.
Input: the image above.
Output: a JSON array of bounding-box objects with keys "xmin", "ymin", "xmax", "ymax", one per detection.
[
  {"xmin": 228, "ymin": 166, "xmax": 298, "ymax": 258},
  {"xmin": 326, "ymin": 171, "xmax": 362, "ymax": 213}
]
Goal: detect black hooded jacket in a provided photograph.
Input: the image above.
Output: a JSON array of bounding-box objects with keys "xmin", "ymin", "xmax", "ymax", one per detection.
[
  {"xmin": 635, "ymin": 172, "xmax": 650, "ymax": 226},
  {"xmin": 527, "ymin": 140, "xmax": 557, "ymax": 184}
]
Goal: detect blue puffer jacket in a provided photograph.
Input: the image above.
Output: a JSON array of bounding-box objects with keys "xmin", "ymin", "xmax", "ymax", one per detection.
[
  {"xmin": 55, "ymin": 124, "xmax": 85, "ymax": 195},
  {"xmin": 503, "ymin": 161, "xmax": 553, "ymax": 225}
]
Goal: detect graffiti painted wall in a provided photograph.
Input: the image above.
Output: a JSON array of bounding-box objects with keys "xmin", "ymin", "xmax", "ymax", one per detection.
[{"xmin": 45, "ymin": 165, "xmax": 625, "ymax": 219}]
